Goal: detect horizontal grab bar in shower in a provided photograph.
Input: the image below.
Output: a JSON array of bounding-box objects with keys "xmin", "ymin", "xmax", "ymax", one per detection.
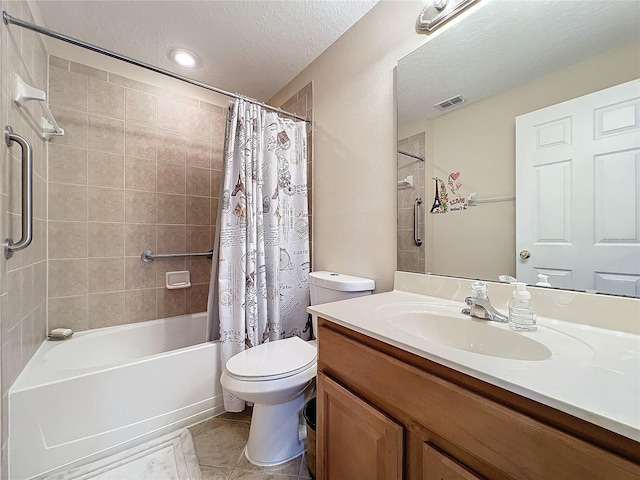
[
  {"xmin": 398, "ymin": 150, "xmax": 425, "ymax": 162},
  {"xmin": 141, "ymin": 250, "xmax": 214, "ymax": 262}
]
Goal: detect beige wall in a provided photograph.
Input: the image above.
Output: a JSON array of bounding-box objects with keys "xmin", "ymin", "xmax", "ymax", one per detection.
[
  {"xmin": 0, "ymin": 0, "xmax": 48, "ymax": 474},
  {"xmin": 425, "ymin": 42, "xmax": 640, "ymax": 280},
  {"xmin": 46, "ymin": 55, "xmax": 226, "ymax": 332}
]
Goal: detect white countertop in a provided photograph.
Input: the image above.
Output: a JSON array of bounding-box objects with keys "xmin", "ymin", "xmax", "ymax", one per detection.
[{"xmin": 309, "ymin": 290, "xmax": 640, "ymax": 441}]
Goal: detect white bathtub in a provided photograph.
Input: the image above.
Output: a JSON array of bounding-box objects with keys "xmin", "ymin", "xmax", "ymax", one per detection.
[{"xmin": 9, "ymin": 313, "xmax": 223, "ymax": 480}]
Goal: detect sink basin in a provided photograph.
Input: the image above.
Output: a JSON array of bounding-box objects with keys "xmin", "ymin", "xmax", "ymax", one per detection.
[{"xmin": 376, "ymin": 303, "xmax": 552, "ymax": 361}]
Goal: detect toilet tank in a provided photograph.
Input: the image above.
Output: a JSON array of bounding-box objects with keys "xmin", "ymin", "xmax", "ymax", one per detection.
[
  {"xmin": 309, "ymin": 271, "xmax": 376, "ymax": 305},
  {"xmin": 309, "ymin": 271, "xmax": 375, "ymax": 338}
]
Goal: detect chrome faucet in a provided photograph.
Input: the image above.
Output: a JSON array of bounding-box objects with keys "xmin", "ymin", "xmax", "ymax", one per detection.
[{"xmin": 461, "ymin": 281, "xmax": 508, "ymax": 323}]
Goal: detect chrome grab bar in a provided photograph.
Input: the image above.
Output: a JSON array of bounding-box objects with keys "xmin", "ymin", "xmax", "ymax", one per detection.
[
  {"xmin": 4, "ymin": 126, "xmax": 33, "ymax": 259},
  {"xmin": 141, "ymin": 249, "xmax": 213, "ymax": 262},
  {"xmin": 414, "ymin": 197, "xmax": 423, "ymax": 247}
]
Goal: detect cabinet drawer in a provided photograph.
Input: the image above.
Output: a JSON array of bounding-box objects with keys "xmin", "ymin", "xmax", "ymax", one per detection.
[{"xmin": 423, "ymin": 443, "xmax": 483, "ymax": 480}]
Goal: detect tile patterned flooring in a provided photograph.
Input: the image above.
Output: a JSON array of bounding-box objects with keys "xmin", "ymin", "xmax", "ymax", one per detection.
[{"xmin": 189, "ymin": 409, "xmax": 313, "ymax": 480}]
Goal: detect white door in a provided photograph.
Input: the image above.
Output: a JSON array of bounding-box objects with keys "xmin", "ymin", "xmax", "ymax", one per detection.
[{"xmin": 516, "ymin": 79, "xmax": 640, "ymax": 296}]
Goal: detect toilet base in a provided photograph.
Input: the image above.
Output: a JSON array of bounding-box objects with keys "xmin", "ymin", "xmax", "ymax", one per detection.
[{"xmin": 244, "ymin": 383, "xmax": 313, "ymax": 466}]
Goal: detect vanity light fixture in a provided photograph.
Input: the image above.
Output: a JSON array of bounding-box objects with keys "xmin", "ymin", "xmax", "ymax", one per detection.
[
  {"xmin": 417, "ymin": 0, "xmax": 480, "ymax": 32},
  {"xmin": 169, "ymin": 48, "xmax": 198, "ymax": 68}
]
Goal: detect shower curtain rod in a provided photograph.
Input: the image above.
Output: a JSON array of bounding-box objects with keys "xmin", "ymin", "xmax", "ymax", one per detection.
[{"xmin": 2, "ymin": 11, "xmax": 310, "ymax": 124}]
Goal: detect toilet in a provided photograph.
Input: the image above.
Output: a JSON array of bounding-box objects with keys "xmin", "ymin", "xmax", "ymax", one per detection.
[{"xmin": 220, "ymin": 271, "xmax": 375, "ymax": 466}]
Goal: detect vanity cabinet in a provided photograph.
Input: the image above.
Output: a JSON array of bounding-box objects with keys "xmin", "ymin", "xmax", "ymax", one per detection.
[{"xmin": 316, "ymin": 318, "xmax": 640, "ymax": 480}]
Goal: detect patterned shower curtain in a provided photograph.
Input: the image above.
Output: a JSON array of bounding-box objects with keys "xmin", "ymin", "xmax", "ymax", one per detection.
[{"xmin": 210, "ymin": 99, "xmax": 310, "ymax": 411}]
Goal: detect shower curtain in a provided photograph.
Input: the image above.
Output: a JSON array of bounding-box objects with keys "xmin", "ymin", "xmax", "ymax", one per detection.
[{"xmin": 208, "ymin": 99, "xmax": 310, "ymax": 411}]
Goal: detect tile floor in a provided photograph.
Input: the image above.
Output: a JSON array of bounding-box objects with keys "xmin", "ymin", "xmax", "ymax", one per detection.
[{"xmin": 189, "ymin": 408, "xmax": 313, "ymax": 480}]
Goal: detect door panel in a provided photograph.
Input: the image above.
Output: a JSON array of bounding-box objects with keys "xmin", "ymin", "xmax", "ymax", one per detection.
[{"xmin": 516, "ymin": 79, "xmax": 640, "ymax": 295}]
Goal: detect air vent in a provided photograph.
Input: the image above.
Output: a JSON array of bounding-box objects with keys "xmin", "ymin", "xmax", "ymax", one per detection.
[{"xmin": 434, "ymin": 95, "xmax": 467, "ymax": 111}]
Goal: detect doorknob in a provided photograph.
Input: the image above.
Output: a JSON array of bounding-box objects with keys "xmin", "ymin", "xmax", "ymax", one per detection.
[{"xmin": 519, "ymin": 249, "xmax": 531, "ymax": 259}]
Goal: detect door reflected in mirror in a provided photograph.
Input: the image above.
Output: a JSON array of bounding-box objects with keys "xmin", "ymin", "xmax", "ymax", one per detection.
[{"xmin": 396, "ymin": 0, "xmax": 640, "ymax": 297}]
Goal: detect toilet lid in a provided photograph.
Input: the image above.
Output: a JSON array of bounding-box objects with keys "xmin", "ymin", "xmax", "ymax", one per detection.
[{"xmin": 225, "ymin": 336, "xmax": 317, "ymax": 381}]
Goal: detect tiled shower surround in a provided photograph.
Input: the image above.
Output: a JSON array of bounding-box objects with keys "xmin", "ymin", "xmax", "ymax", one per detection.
[
  {"xmin": 46, "ymin": 56, "xmax": 226, "ymax": 331},
  {"xmin": 0, "ymin": 0, "xmax": 49, "ymax": 474},
  {"xmin": 397, "ymin": 132, "xmax": 425, "ymax": 273}
]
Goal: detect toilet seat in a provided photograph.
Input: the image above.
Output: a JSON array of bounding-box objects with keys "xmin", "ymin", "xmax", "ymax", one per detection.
[{"xmin": 225, "ymin": 336, "xmax": 317, "ymax": 382}]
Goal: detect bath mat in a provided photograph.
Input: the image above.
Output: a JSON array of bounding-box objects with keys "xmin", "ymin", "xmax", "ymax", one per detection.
[{"xmin": 44, "ymin": 429, "xmax": 201, "ymax": 480}]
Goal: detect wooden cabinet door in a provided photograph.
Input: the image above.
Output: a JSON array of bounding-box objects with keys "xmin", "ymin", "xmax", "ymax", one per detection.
[
  {"xmin": 423, "ymin": 443, "xmax": 483, "ymax": 480},
  {"xmin": 317, "ymin": 372, "xmax": 404, "ymax": 480}
]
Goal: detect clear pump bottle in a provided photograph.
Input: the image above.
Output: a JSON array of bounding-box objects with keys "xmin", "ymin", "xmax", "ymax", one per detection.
[{"xmin": 508, "ymin": 282, "xmax": 537, "ymax": 331}]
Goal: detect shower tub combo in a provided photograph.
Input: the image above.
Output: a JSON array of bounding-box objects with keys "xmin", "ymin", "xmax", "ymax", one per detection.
[{"xmin": 9, "ymin": 312, "xmax": 223, "ymax": 480}]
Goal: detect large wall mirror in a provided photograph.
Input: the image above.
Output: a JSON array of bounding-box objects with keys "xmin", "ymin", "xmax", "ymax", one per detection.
[{"xmin": 397, "ymin": 0, "xmax": 640, "ymax": 297}]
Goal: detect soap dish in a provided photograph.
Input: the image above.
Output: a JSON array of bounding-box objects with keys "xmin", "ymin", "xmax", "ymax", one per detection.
[{"xmin": 48, "ymin": 328, "xmax": 74, "ymax": 341}]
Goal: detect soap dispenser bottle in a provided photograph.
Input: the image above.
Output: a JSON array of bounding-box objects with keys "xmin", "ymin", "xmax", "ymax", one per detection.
[{"xmin": 508, "ymin": 282, "xmax": 537, "ymax": 331}]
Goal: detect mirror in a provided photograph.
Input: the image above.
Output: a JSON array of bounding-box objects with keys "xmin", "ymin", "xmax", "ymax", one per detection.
[{"xmin": 397, "ymin": 0, "xmax": 640, "ymax": 297}]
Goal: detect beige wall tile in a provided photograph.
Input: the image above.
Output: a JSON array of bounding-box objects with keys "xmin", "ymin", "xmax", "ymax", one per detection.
[
  {"xmin": 20, "ymin": 264, "xmax": 36, "ymax": 316},
  {"xmin": 186, "ymin": 166, "xmax": 210, "ymax": 197},
  {"xmin": 49, "ymin": 259, "xmax": 88, "ymax": 297},
  {"xmin": 157, "ymin": 129, "xmax": 186, "ymax": 164},
  {"xmin": 4, "ymin": 270, "xmax": 22, "ymax": 338},
  {"xmin": 125, "ymin": 190, "xmax": 156, "ymax": 224},
  {"xmin": 200, "ymin": 101, "xmax": 225, "ymax": 114},
  {"xmin": 89, "ymin": 258, "xmax": 124, "ymax": 293},
  {"xmin": 157, "ymin": 162, "xmax": 185, "ymax": 194},
  {"xmin": 125, "ymin": 224, "xmax": 157, "ymax": 256},
  {"xmin": 88, "ymin": 151, "xmax": 124, "ymax": 188},
  {"xmin": 186, "ymin": 226, "xmax": 211, "ymax": 253},
  {"xmin": 49, "ymin": 106, "xmax": 88, "ymax": 149},
  {"xmin": 157, "ymin": 98, "xmax": 182, "ymax": 133},
  {"xmin": 49, "ymin": 145, "xmax": 87, "ymax": 184},
  {"xmin": 88, "ymin": 292, "xmax": 125, "ymax": 329},
  {"xmin": 89, "ymin": 114, "xmax": 125, "ymax": 154},
  {"xmin": 88, "ymin": 186, "xmax": 124, "ymax": 222},
  {"xmin": 211, "ymin": 198, "xmax": 219, "ymax": 225},
  {"xmin": 156, "ymin": 288, "xmax": 186, "ymax": 318},
  {"xmin": 21, "ymin": 306, "xmax": 46, "ymax": 367},
  {"xmin": 2, "ymin": 325, "xmax": 23, "ymax": 394},
  {"xmin": 157, "ymin": 225, "xmax": 186, "ymax": 254},
  {"xmin": 108, "ymin": 73, "xmax": 140, "ymax": 90},
  {"xmin": 49, "ymin": 56, "xmax": 70, "ymax": 70},
  {"xmin": 125, "ymin": 89, "xmax": 157, "ymax": 127},
  {"xmin": 157, "ymin": 194, "xmax": 185, "ymax": 224},
  {"xmin": 89, "ymin": 223, "xmax": 125, "ymax": 257},
  {"xmin": 125, "ymin": 123, "xmax": 156, "ymax": 159},
  {"xmin": 186, "ymin": 196, "xmax": 211, "ymax": 225},
  {"xmin": 49, "ymin": 67, "xmax": 88, "ymax": 112},
  {"xmin": 89, "ymin": 78, "xmax": 125, "ymax": 120},
  {"xmin": 125, "ymin": 156, "xmax": 156, "ymax": 191},
  {"xmin": 48, "ymin": 295, "xmax": 88, "ymax": 332},
  {"xmin": 155, "ymin": 258, "xmax": 186, "ymax": 287},
  {"xmin": 125, "ymin": 289, "xmax": 157, "ymax": 323},
  {"xmin": 186, "ymin": 283, "xmax": 209, "ymax": 314},
  {"xmin": 211, "ymin": 169, "xmax": 222, "ymax": 197},
  {"xmin": 186, "ymin": 257, "xmax": 212, "ymax": 284},
  {"xmin": 49, "ymin": 222, "xmax": 87, "ymax": 259},
  {"xmin": 187, "ymin": 107, "xmax": 211, "ymax": 139},
  {"xmin": 70, "ymin": 61, "xmax": 107, "ymax": 80},
  {"xmin": 49, "ymin": 183, "xmax": 87, "ymax": 221},
  {"xmin": 185, "ymin": 138, "xmax": 211, "ymax": 168},
  {"xmin": 125, "ymin": 257, "xmax": 156, "ymax": 290}
]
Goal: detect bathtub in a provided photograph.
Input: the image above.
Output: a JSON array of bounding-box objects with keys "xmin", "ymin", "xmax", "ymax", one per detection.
[{"xmin": 9, "ymin": 312, "xmax": 223, "ymax": 480}]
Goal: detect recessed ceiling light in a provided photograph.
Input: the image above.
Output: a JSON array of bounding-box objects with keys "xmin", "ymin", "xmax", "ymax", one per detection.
[{"xmin": 169, "ymin": 48, "xmax": 198, "ymax": 68}]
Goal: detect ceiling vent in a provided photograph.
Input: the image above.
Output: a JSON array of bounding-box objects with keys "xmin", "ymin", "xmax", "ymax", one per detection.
[{"xmin": 434, "ymin": 94, "xmax": 467, "ymax": 111}]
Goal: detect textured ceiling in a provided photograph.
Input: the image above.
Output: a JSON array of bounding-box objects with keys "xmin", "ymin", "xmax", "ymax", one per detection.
[
  {"xmin": 34, "ymin": 0, "xmax": 379, "ymax": 101},
  {"xmin": 398, "ymin": 0, "xmax": 640, "ymax": 126}
]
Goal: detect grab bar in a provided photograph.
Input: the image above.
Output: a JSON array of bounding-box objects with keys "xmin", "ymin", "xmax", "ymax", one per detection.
[
  {"xmin": 141, "ymin": 249, "xmax": 213, "ymax": 262},
  {"xmin": 414, "ymin": 198, "xmax": 423, "ymax": 247},
  {"xmin": 4, "ymin": 126, "xmax": 33, "ymax": 259}
]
